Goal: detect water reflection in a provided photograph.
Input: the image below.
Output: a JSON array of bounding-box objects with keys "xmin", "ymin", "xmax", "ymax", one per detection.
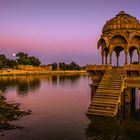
[
  {"xmin": 86, "ymin": 86, "xmax": 140, "ymax": 140},
  {"xmin": 0, "ymin": 76, "xmax": 41, "ymax": 96},
  {"xmin": 51, "ymin": 75, "xmax": 81, "ymax": 87},
  {"xmin": 0, "ymin": 74, "xmax": 83, "ymax": 96}
]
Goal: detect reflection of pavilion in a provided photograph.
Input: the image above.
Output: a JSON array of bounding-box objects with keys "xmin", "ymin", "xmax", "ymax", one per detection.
[
  {"xmin": 135, "ymin": 88, "xmax": 140, "ymax": 110},
  {"xmin": 86, "ymin": 11, "xmax": 140, "ymax": 117}
]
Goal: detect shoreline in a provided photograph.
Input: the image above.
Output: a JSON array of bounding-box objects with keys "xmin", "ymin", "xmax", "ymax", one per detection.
[{"xmin": 0, "ymin": 69, "xmax": 87, "ymax": 76}]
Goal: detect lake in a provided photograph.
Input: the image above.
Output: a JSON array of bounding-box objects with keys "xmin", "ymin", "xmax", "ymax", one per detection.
[{"xmin": 0, "ymin": 74, "xmax": 140, "ymax": 140}]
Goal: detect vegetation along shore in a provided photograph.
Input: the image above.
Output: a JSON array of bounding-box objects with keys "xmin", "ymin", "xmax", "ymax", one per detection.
[{"xmin": 0, "ymin": 52, "xmax": 86, "ymax": 76}]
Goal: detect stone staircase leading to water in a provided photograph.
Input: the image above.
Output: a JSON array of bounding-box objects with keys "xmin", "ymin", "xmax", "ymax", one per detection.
[{"xmin": 87, "ymin": 70, "xmax": 126, "ymax": 117}]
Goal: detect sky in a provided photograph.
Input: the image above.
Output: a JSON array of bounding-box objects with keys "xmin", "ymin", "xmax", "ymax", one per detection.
[{"xmin": 1, "ymin": 0, "xmax": 140, "ymax": 65}]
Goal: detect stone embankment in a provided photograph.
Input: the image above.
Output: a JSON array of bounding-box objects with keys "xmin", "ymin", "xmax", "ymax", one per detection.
[{"xmin": 0, "ymin": 69, "xmax": 86, "ymax": 76}]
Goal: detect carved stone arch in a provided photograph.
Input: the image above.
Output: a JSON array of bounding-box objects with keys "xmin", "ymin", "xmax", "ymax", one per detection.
[
  {"xmin": 129, "ymin": 33, "xmax": 140, "ymax": 43},
  {"xmin": 97, "ymin": 37, "xmax": 108, "ymax": 49},
  {"xmin": 112, "ymin": 46, "xmax": 126, "ymax": 66},
  {"xmin": 129, "ymin": 45, "xmax": 140, "ymax": 64},
  {"xmin": 129, "ymin": 35, "xmax": 140, "ymax": 48},
  {"xmin": 111, "ymin": 33, "xmax": 128, "ymax": 42},
  {"xmin": 129, "ymin": 46, "xmax": 138, "ymax": 53}
]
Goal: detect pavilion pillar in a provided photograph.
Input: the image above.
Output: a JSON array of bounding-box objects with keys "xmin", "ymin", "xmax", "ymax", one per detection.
[
  {"xmin": 101, "ymin": 52, "xmax": 104, "ymax": 64},
  {"xmin": 116, "ymin": 53, "xmax": 120, "ymax": 67},
  {"xmin": 137, "ymin": 51, "xmax": 140, "ymax": 64},
  {"xmin": 130, "ymin": 54, "xmax": 133, "ymax": 64},
  {"xmin": 105, "ymin": 54, "xmax": 108, "ymax": 64},
  {"xmin": 110, "ymin": 53, "xmax": 112, "ymax": 65},
  {"xmin": 125, "ymin": 52, "xmax": 128, "ymax": 65}
]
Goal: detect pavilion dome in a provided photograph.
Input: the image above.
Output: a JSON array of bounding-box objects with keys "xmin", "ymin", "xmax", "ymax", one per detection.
[{"xmin": 102, "ymin": 11, "xmax": 140, "ymax": 33}]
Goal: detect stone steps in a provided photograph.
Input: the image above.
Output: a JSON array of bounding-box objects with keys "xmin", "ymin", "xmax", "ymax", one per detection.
[
  {"xmin": 87, "ymin": 70, "xmax": 126, "ymax": 117},
  {"xmin": 89, "ymin": 102, "xmax": 117, "ymax": 108},
  {"xmin": 87, "ymin": 109, "xmax": 116, "ymax": 117},
  {"xmin": 94, "ymin": 92, "xmax": 119, "ymax": 97},
  {"xmin": 93, "ymin": 95, "xmax": 119, "ymax": 100},
  {"xmin": 96, "ymin": 89, "xmax": 120, "ymax": 92},
  {"xmin": 91, "ymin": 101, "xmax": 117, "ymax": 107},
  {"xmin": 88, "ymin": 106, "xmax": 116, "ymax": 112},
  {"xmin": 99, "ymin": 83, "xmax": 122, "ymax": 86},
  {"xmin": 98, "ymin": 86, "xmax": 121, "ymax": 89}
]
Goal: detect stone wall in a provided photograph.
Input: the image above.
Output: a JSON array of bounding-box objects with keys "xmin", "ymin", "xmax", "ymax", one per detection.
[{"xmin": 17, "ymin": 65, "xmax": 52, "ymax": 71}]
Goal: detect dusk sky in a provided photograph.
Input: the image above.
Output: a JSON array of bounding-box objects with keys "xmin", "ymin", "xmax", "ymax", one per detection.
[{"xmin": 1, "ymin": 0, "xmax": 140, "ymax": 65}]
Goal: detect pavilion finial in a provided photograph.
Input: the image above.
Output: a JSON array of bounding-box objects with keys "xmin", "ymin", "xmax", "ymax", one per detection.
[{"xmin": 118, "ymin": 11, "xmax": 125, "ymax": 15}]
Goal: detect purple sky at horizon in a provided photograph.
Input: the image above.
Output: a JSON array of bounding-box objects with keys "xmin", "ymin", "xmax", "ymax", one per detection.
[{"xmin": 1, "ymin": 0, "xmax": 140, "ymax": 65}]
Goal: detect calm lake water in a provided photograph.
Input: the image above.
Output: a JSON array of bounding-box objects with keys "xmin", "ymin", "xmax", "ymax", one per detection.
[{"xmin": 0, "ymin": 74, "xmax": 140, "ymax": 140}]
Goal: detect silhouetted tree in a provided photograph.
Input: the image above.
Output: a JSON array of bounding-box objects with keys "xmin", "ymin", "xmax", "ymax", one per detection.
[
  {"xmin": 59, "ymin": 62, "xmax": 66, "ymax": 70},
  {"xmin": 0, "ymin": 54, "xmax": 7, "ymax": 69},
  {"xmin": 7, "ymin": 59, "xmax": 18, "ymax": 68},
  {"xmin": 29, "ymin": 56, "xmax": 41, "ymax": 66},
  {"xmin": 59, "ymin": 62, "xmax": 81, "ymax": 70},
  {"xmin": 16, "ymin": 52, "xmax": 41, "ymax": 66},
  {"xmin": 51, "ymin": 63, "xmax": 58, "ymax": 70}
]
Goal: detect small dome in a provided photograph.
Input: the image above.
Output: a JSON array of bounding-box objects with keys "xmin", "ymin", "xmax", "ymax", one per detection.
[{"xmin": 102, "ymin": 11, "xmax": 140, "ymax": 33}]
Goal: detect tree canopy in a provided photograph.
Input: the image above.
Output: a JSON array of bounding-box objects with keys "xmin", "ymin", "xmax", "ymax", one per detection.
[
  {"xmin": 16, "ymin": 52, "xmax": 41, "ymax": 66},
  {"xmin": 49, "ymin": 62, "xmax": 81, "ymax": 70},
  {"xmin": 0, "ymin": 55, "xmax": 7, "ymax": 69},
  {"xmin": 0, "ymin": 52, "xmax": 41, "ymax": 69}
]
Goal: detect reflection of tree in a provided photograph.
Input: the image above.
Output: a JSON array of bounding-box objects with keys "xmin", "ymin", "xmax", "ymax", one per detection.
[
  {"xmin": 59, "ymin": 75, "xmax": 80, "ymax": 85},
  {"xmin": 0, "ymin": 77, "xmax": 17, "ymax": 93},
  {"xmin": 0, "ymin": 76, "xmax": 41, "ymax": 96},
  {"xmin": 51, "ymin": 76, "xmax": 57, "ymax": 85},
  {"xmin": 0, "ymin": 74, "xmax": 83, "ymax": 95},
  {"xmin": 29, "ymin": 78, "xmax": 40, "ymax": 91},
  {"xmin": 16, "ymin": 80, "xmax": 29, "ymax": 95},
  {"xmin": 51, "ymin": 75, "xmax": 81, "ymax": 86},
  {"xmin": 16, "ymin": 77, "xmax": 41, "ymax": 96}
]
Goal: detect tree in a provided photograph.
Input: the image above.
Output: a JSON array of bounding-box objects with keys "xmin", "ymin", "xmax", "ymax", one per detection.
[
  {"xmin": 29, "ymin": 56, "xmax": 41, "ymax": 66},
  {"xmin": 16, "ymin": 52, "xmax": 30, "ymax": 65},
  {"xmin": 7, "ymin": 59, "xmax": 18, "ymax": 68},
  {"xmin": 16, "ymin": 52, "xmax": 28, "ymax": 58},
  {"xmin": 51, "ymin": 63, "xmax": 58, "ymax": 70},
  {"xmin": 69, "ymin": 62, "xmax": 81, "ymax": 70},
  {"xmin": 16, "ymin": 52, "xmax": 41, "ymax": 66},
  {"xmin": 0, "ymin": 54, "xmax": 7, "ymax": 69},
  {"xmin": 59, "ymin": 62, "xmax": 66, "ymax": 70}
]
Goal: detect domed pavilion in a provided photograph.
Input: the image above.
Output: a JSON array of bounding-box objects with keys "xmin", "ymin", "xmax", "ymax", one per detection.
[
  {"xmin": 98, "ymin": 11, "xmax": 140, "ymax": 66},
  {"xmin": 86, "ymin": 11, "xmax": 140, "ymax": 117}
]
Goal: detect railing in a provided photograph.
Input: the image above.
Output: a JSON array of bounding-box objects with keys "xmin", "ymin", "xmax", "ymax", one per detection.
[
  {"xmin": 124, "ymin": 64, "xmax": 140, "ymax": 70},
  {"xmin": 117, "ymin": 72, "xmax": 127, "ymax": 106},
  {"xmin": 86, "ymin": 64, "xmax": 112, "ymax": 71}
]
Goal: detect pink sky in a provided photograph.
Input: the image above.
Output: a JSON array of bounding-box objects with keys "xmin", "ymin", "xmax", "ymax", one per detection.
[{"xmin": 0, "ymin": 0, "xmax": 140, "ymax": 65}]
